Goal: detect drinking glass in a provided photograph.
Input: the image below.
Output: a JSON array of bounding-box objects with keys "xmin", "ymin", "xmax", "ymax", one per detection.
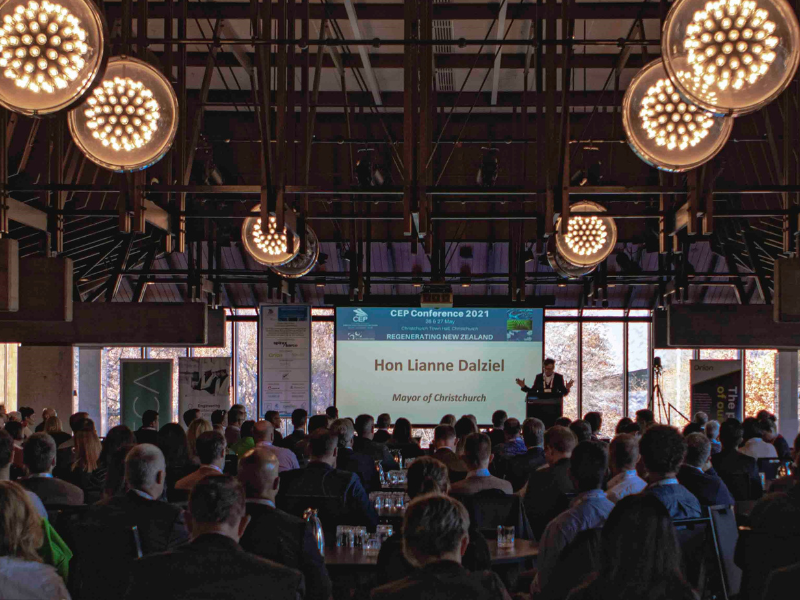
[
  {"xmin": 353, "ymin": 526, "xmax": 368, "ymax": 548},
  {"xmin": 336, "ymin": 526, "xmax": 352, "ymax": 548},
  {"xmin": 376, "ymin": 524, "xmax": 394, "ymax": 543},
  {"xmin": 364, "ymin": 535, "xmax": 381, "ymax": 556},
  {"xmin": 497, "ymin": 526, "xmax": 515, "ymax": 549},
  {"xmin": 374, "ymin": 494, "xmax": 384, "ymax": 511}
]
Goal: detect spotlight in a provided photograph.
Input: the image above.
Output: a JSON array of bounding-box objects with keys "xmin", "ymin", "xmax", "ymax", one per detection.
[
  {"xmin": 67, "ymin": 56, "xmax": 178, "ymax": 172},
  {"xmin": 476, "ymin": 147, "xmax": 499, "ymax": 187},
  {"xmin": 0, "ymin": 0, "xmax": 108, "ymax": 116},
  {"xmin": 460, "ymin": 265, "xmax": 471, "ymax": 288},
  {"xmin": 241, "ymin": 209, "xmax": 300, "ymax": 267},
  {"xmin": 355, "ymin": 148, "xmax": 385, "ymax": 187},
  {"xmin": 523, "ymin": 248, "xmax": 535, "ymax": 264},
  {"xmin": 662, "ymin": 0, "xmax": 800, "ymax": 115},
  {"xmin": 554, "ymin": 201, "xmax": 618, "ymax": 268},
  {"xmin": 412, "ymin": 264, "xmax": 423, "ymax": 288},
  {"xmin": 270, "ymin": 223, "xmax": 320, "ymax": 278}
]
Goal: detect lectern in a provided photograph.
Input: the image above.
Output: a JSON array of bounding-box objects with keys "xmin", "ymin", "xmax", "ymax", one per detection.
[{"xmin": 526, "ymin": 393, "xmax": 564, "ymax": 429}]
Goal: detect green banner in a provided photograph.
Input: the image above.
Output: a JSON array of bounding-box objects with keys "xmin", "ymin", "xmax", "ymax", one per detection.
[{"xmin": 120, "ymin": 360, "xmax": 173, "ymax": 430}]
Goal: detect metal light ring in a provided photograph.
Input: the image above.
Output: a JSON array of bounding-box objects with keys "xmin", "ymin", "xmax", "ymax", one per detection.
[
  {"xmin": 546, "ymin": 237, "xmax": 597, "ymax": 279},
  {"xmin": 622, "ymin": 59, "xmax": 733, "ymax": 172},
  {"xmin": 554, "ymin": 201, "xmax": 618, "ymax": 267},
  {"xmin": 241, "ymin": 211, "xmax": 301, "ymax": 267},
  {"xmin": 270, "ymin": 223, "xmax": 320, "ymax": 278}
]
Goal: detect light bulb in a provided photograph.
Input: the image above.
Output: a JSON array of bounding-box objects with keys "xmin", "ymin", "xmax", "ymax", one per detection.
[
  {"xmin": 240, "ymin": 210, "xmax": 301, "ymax": 267},
  {"xmin": 555, "ymin": 201, "xmax": 618, "ymax": 268}
]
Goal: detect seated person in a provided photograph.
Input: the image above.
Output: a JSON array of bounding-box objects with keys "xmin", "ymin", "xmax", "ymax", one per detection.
[
  {"xmin": 182, "ymin": 409, "xmax": 200, "ymax": 429},
  {"xmin": 19, "ymin": 432, "xmax": 84, "ymax": 506},
  {"xmin": 353, "ymin": 414, "xmax": 394, "ymax": 469},
  {"xmin": 431, "ymin": 425, "xmax": 468, "ymax": 483},
  {"xmin": 705, "ymin": 420, "xmax": 722, "ymax": 455},
  {"xmin": 373, "ymin": 413, "xmax": 392, "ymax": 444},
  {"xmin": 0, "ymin": 430, "xmax": 46, "ymax": 517},
  {"xmin": 238, "ymin": 448, "xmax": 331, "ymax": 600},
  {"xmin": 756, "ymin": 410, "xmax": 791, "ymax": 461},
  {"xmin": 450, "ymin": 433, "xmax": 512, "ymax": 496},
  {"xmin": 569, "ymin": 420, "xmax": 593, "ymax": 444},
  {"xmin": 739, "ymin": 417, "xmax": 778, "ymax": 460},
  {"xmin": 377, "ymin": 456, "xmax": 491, "ymax": 585},
  {"xmin": 634, "ymin": 409, "xmax": 655, "ymax": 431},
  {"xmin": 331, "ymin": 418, "xmax": 379, "ymax": 492},
  {"xmin": 583, "ymin": 412, "xmax": 603, "ymax": 442},
  {"xmin": 264, "ymin": 411, "xmax": 284, "ymax": 445},
  {"xmin": 134, "ymin": 410, "xmax": 159, "ymax": 446},
  {"xmin": 253, "ymin": 421, "xmax": 299, "ymax": 473},
  {"xmin": 370, "ymin": 494, "xmax": 511, "ymax": 600},
  {"xmin": 682, "ymin": 412, "xmax": 708, "ymax": 436},
  {"xmin": 279, "ymin": 408, "xmax": 308, "ymax": 453},
  {"xmin": 293, "ymin": 415, "xmax": 331, "ymax": 465},
  {"xmin": 488, "ymin": 410, "xmax": 507, "ymax": 447},
  {"xmin": 506, "ymin": 418, "xmax": 547, "ymax": 492},
  {"xmin": 769, "ymin": 432, "xmax": 800, "ymax": 494},
  {"xmin": 278, "ymin": 427, "xmax": 378, "ymax": 538},
  {"xmin": 224, "ymin": 405, "xmax": 246, "ymax": 447},
  {"xmin": 124, "ymin": 476, "xmax": 304, "ymax": 600},
  {"xmin": 711, "ymin": 418, "xmax": 763, "ymax": 501},
  {"xmin": 174, "ymin": 431, "xmax": 227, "ymax": 492},
  {"xmin": 387, "ymin": 418, "xmax": 425, "ymax": 460},
  {"xmin": 496, "ymin": 418, "xmax": 527, "ymax": 458},
  {"xmin": 605, "ymin": 433, "xmax": 646, "ymax": 504},
  {"xmin": 521, "ymin": 426, "xmax": 577, "ymax": 538},
  {"xmin": 534, "ymin": 441, "xmax": 615, "ymax": 594},
  {"xmin": 677, "ymin": 433, "xmax": 735, "ymax": 507},
  {"xmin": 640, "ymin": 425, "xmax": 702, "ymax": 520}
]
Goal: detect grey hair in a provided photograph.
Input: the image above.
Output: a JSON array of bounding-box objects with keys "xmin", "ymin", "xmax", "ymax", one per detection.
[
  {"xmin": 685, "ymin": 432, "xmax": 712, "ymax": 469},
  {"xmin": 330, "ymin": 418, "xmax": 355, "ymax": 449},
  {"xmin": 401, "ymin": 494, "xmax": 469, "ymax": 566},
  {"xmin": 705, "ymin": 420, "xmax": 720, "ymax": 440},
  {"xmin": 125, "ymin": 444, "xmax": 165, "ymax": 490}
]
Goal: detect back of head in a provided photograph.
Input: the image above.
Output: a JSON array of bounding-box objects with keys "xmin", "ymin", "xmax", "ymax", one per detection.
[
  {"xmin": 684, "ymin": 433, "xmax": 711, "ymax": 469},
  {"xmin": 463, "ymin": 433, "xmax": 491, "ymax": 469},
  {"xmin": 238, "ymin": 447, "xmax": 280, "ymax": 498},
  {"xmin": 142, "ymin": 409, "xmax": 159, "ymax": 428},
  {"xmin": 309, "ymin": 427, "xmax": 338, "ymax": 459},
  {"xmin": 570, "ymin": 420, "xmax": 593, "ymax": 443},
  {"xmin": 19, "ymin": 407, "xmax": 34, "ymax": 423},
  {"xmin": 610, "ymin": 434, "xmax": 639, "ymax": 472},
  {"xmin": 554, "ymin": 417, "xmax": 573, "ymax": 428},
  {"xmin": 252, "ymin": 420, "xmax": 274, "ymax": 444},
  {"xmin": 100, "ymin": 425, "xmax": 136, "ymax": 464},
  {"xmin": 640, "ymin": 425, "xmax": 686, "ymax": 476},
  {"xmin": 757, "ymin": 417, "xmax": 776, "ymax": 439},
  {"xmin": 433, "ymin": 425, "xmax": 456, "ymax": 447},
  {"xmin": 195, "ymin": 430, "xmax": 226, "ymax": 465},
  {"xmin": 210, "ymin": 409, "xmax": 227, "ymax": 427},
  {"xmin": 157, "ymin": 423, "xmax": 190, "ymax": 467},
  {"xmin": 439, "ymin": 414, "xmax": 456, "ymax": 427},
  {"xmin": 68, "ymin": 411, "xmax": 89, "ymax": 433},
  {"xmin": 635, "ymin": 409, "xmax": 655, "ymax": 426},
  {"xmin": 756, "ymin": 410, "xmax": 775, "ymax": 422},
  {"xmin": 306, "ymin": 414, "xmax": 328, "ymax": 434},
  {"xmin": 183, "ymin": 409, "xmax": 201, "ymax": 427},
  {"xmin": 719, "ymin": 418, "xmax": 743, "ymax": 449},
  {"xmin": 0, "ymin": 480, "xmax": 44, "ymax": 561},
  {"xmin": 522, "ymin": 418, "xmax": 545, "ymax": 448},
  {"xmin": 705, "ymin": 420, "xmax": 720, "ymax": 440},
  {"xmin": 44, "ymin": 416, "xmax": 63, "ymax": 434},
  {"xmin": 406, "ymin": 456, "xmax": 449, "ymax": 498},
  {"xmin": 492, "ymin": 410, "xmax": 508, "ymax": 428},
  {"xmin": 693, "ymin": 412, "xmax": 709, "ymax": 425},
  {"xmin": 503, "ymin": 417, "xmax": 522, "ymax": 438},
  {"xmin": 4, "ymin": 421, "xmax": 22, "ymax": 441},
  {"xmin": 376, "ymin": 413, "xmax": 392, "ymax": 429},
  {"xmin": 104, "ymin": 444, "xmax": 136, "ymax": 498},
  {"xmin": 291, "ymin": 408, "xmax": 308, "ymax": 428},
  {"xmin": 545, "ymin": 425, "xmax": 578, "ymax": 456},
  {"xmin": 584, "ymin": 412, "xmax": 603, "ymax": 434},
  {"xmin": 454, "ymin": 415, "xmax": 477, "ymax": 440},
  {"xmin": 615, "ymin": 417, "xmax": 634, "ymax": 435},
  {"xmin": 354, "ymin": 414, "xmax": 374, "ymax": 436},
  {"xmin": 228, "ymin": 406, "xmax": 246, "ymax": 427},
  {"xmin": 240, "ymin": 420, "xmax": 256, "ymax": 440},
  {"xmin": 326, "ymin": 406, "xmax": 339, "ymax": 420},
  {"xmin": 0, "ymin": 429, "xmax": 12, "ymax": 469},
  {"xmin": 125, "ymin": 444, "xmax": 166, "ymax": 491},
  {"xmin": 189, "ymin": 475, "xmax": 245, "ymax": 527},
  {"xmin": 330, "ymin": 418, "xmax": 355, "ymax": 449},
  {"xmin": 392, "ymin": 418, "xmax": 413, "ymax": 443},
  {"xmin": 187, "ymin": 419, "xmax": 213, "ymax": 455},
  {"xmin": 74, "ymin": 418, "xmax": 101, "ymax": 472},
  {"xmin": 570, "ymin": 441, "xmax": 608, "ymax": 491},
  {"xmin": 23, "ymin": 432, "xmax": 56, "ymax": 474},
  {"xmin": 402, "ymin": 494, "xmax": 469, "ymax": 566}
]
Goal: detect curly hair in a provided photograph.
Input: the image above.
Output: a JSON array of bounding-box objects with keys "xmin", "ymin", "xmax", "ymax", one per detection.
[
  {"xmin": 639, "ymin": 425, "xmax": 686, "ymax": 475},
  {"xmin": 0, "ymin": 481, "xmax": 43, "ymax": 562}
]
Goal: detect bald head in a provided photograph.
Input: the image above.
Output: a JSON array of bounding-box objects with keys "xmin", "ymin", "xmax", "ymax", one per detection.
[
  {"xmin": 253, "ymin": 420, "xmax": 274, "ymax": 444},
  {"xmin": 238, "ymin": 447, "xmax": 280, "ymax": 500},
  {"xmin": 125, "ymin": 444, "xmax": 166, "ymax": 498}
]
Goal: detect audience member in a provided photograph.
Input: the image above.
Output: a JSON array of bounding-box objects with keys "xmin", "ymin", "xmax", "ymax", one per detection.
[
  {"xmin": 535, "ymin": 441, "xmax": 614, "ymax": 594},
  {"xmin": 34, "ymin": 408, "xmax": 56, "ymax": 433},
  {"xmin": 554, "ymin": 417, "xmax": 573, "ymax": 428},
  {"xmin": 615, "ymin": 417, "xmax": 634, "ymax": 435},
  {"xmin": 174, "ymin": 431, "xmax": 226, "ymax": 492},
  {"xmin": 42, "ymin": 416, "xmax": 71, "ymax": 448},
  {"xmin": 606, "ymin": 433, "xmax": 646, "ymax": 503},
  {"xmin": 4, "ymin": 420, "xmax": 24, "ymax": 471},
  {"xmin": 101, "ymin": 444, "xmax": 136, "ymax": 501},
  {"xmin": 639, "ymin": 425, "xmax": 701, "ymax": 519},
  {"xmin": 439, "ymin": 414, "xmax": 457, "ymax": 427},
  {"xmin": 431, "ymin": 425, "xmax": 468, "ymax": 483},
  {"xmin": 135, "ymin": 410, "xmax": 160, "ymax": 446},
  {"xmin": 230, "ymin": 420, "xmax": 256, "ymax": 458},
  {"xmin": 326, "ymin": 406, "xmax": 339, "ymax": 421},
  {"xmin": 711, "ymin": 418, "xmax": 763, "ymax": 501},
  {"xmin": 450, "ymin": 433, "xmax": 511, "ymax": 495},
  {"xmin": 19, "ymin": 406, "xmax": 35, "ymax": 438},
  {"xmin": 0, "ymin": 481, "xmax": 71, "ymax": 600},
  {"xmin": 210, "ymin": 409, "xmax": 227, "ymax": 434},
  {"xmin": 507, "ymin": 417, "xmax": 546, "ymax": 492},
  {"xmin": 238, "ymin": 448, "xmax": 332, "ymax": 600},
  {"xmin": 740, "ymin": 417, "xmax": 779, "ymax": 459},
  {"xmin": 253, "ymin": 420, "xmax": 299, "ymax": 473},
  {"xmin": 453, "ymin": 415, "xmax": 479, "ymax": 456},
  {"xmin": 373, "ymin": 413, "xmax": 392, "ymax": 444},
  {"xmin": 488, "ymin": 410, "xmax": 507, "ymax": 447},
  {"xmin": 677, "ymin": 433, "xmax": 735, "ymax": 506},
  {"xmin": 20, "ymin": 432, "xmax": 84, "ymax": 505},
  {"xmin": 182, "ymin": 408, "xmax": 200, "ymax": 428},
  {"xmin": 187, "ymin": 418, "xmax": 213, "ymax": 464},
  {"xmin": 705, "ymin": 420, "xmax": 722, "ymax": 455},
  {"xmin": 264, "ymin": 410, "xmax": 284, "ymax": 444},
  {"xmin": 63, "ymin": 417, "xmax": 103, "ymax": 504},
  {"xmin": 158, "ymin": 423, "xmax": 198, "ymax": 499},
  {"xmin": 769, "ymin": 432, "xmax": 800, "ymax": 493},
  {"xmin": 570, "ymin": 420, "xmax": 593, "ymax": 444},
  {"xmin": 294, "ymin": 414, "xmax": 332, "ymax": 463},
  {"xmin": 370, "ymin": 494, "xmax": 510, "ymax": 600},
  {"xmin": 683, "ymin": 411, "xmax": 708, "ymax": 436},
  {"xmin": 59, "ymin": 412, "xmax": 88, "ymax": 452},
  {"xmin": 522, "ymin": 425, "xmax": 577, "ymax": 538},
  {"xmin": 635, "ymin": 409, "xmax": 655, "ymax": 430},
  {"xmin": 0, "ymin": 430, "xmax": 46, "ymax": 518},
  {"xmin": 387, "ymin": 418, "xmax": 424, "ymax": 459},
  {"xmin": 278, "ymin": 428, "xmax": 378, "ymax": 538},
  {"xmin": 280, "ymin": 408, "xmax": 309, "ymax": 452},
  {"xmin": 125, "ymin": 476, "xmax": 305, "ymax": 600},
  {"xmin": 497, "ymin": 417, "xmax": 526, "ymax": 457},
  {"xmin": 353, "ymin": 414, "xmax": 395, "ymax": 468},
  {"xmin": 331, "ymin": 418, "xmax": 378, "ymax": 491},
  {"xmin": 99, "ymin": 427, "xmax": 138, "ymax": 485},
  {"xmin": 566, "ymin": 495, "xmax": 697, "ymax": 600},
  {"xmin": 756, "ymin": 410, "xmax": 791, "ymax": 461},
  {"xmin": 583, "ymin": 412, "xmax": 603, "ymax": 441},
  {"xmin": 762, "ymin": 562, "xmax": 800, "ymax": 600},
  {"xmin": 225, "ymin": 405, "xmax": 246, "ymax": 446}
]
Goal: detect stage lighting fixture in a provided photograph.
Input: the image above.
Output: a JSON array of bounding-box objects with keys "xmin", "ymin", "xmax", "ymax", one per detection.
[
  {"xmin": 0, "ymin": 0, "xmax": 107, "ymax": 116},
  {"xmin": 67, "ymin": 56, "xmax": 178, "ymax": 171},
  {"xmin": 554, "ymin": 201, "xmax": 618, "ymax": 268},
  {"xmin": 547, "ymin": 237, "xmax": 597, "ymax": 279},
  {"xmin": 241, "ymin": 210, "xmax": 300, "ymax": 267},
  {"xmin": 476, "ymin": 147, "xmax": 499, "ymax": 187},
  {"xmin": 623, "ymin": 59, "xmax": 732, "ymax": 172},
  {"xmin": 270, "ymin": 223, "xmax": 320, "ymax": 278},
  {"xmin": 662, "ymin": 0, "xmax": 800, "ymax": 115}
]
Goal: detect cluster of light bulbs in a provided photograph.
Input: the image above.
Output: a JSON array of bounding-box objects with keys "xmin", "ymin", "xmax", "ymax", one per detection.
[
  {"xmin": 563, "ymin": 215, "xmax": 608, "ymax": 258},
  {"xmin": 83, "ymin": 77, "xmax": 159, "ymax": 152},
  {"xmin": 0, "ymin": 0, "xmax": 89, "ymax": 94},
  {"xmin": 639, "ymin": 77, "xmax": 715, "ymax": 151},
  {"xmin": 252, "ymin": 215, "xmax": 289, "ymax": 256}
]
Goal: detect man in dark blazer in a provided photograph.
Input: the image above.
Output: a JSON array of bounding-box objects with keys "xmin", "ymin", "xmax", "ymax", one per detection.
[
  {"xmin": 353, "ymin": 414, "xmax": 394, "ymax": 470},
  {"xmin": 507, "ymin": 418, "xmax": 547, "ymax": 492},
  {"xmin": 516, "ymin": 358, "xmax": 574, "ymax": 398},
  {"xmin": 431, "ymin": 425, "xmax": 468, "ymax": 483},
  {"xmin": 278, "ymin": 428, "xmax": 378, "ymax": 541},
  {"xmin": 279, "ymin": 408, "xmax": 308, "ymax": 453},
  {"xmin": 678, "ymin": 433, "xmax": 735, "ymax": 506},
  {"xmin": 332, "ymin": 418, "xmax": 380, "ymax": 492},
  {"xmin": 239, "ymin": 448, "xmax": 331, "ymax": 600},
  {"xmin": 19, "ymin": 432, "xmax": 84, "ymax": 505},
  {"xmin": 134, "ymin": 410, "xmax": 160, "ymax": 446},
  {"xmin": 711, "ymin": 418, "xmax": 763, "ymax": 501},
  {"xmin": 370, "ymin": 494, "xmax": 510, "ymax": 600},
  {"xmin": 224, "ymin": 405, "xmax": 246, "ymax": 447},
  {"xmin": 125, "ymin": 476, "xmax": 304, "ymax": 600}
]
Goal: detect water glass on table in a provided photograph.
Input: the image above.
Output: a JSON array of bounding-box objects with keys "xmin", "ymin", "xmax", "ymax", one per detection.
[
  {"xmin": 376, "ymin": 524, "xmax": 393, "ymax": 543},
  {"xmin": 353, "ymin": 526, "xmax": 368, "ymax": 548},
  {"xmin": 497, "ymin": 526, "xmax": 515, "ymax": 549},
  {"xmin": 364, "ymin": 535, "xmax": 382, "ymax": 556},
  {"xmin": 336, "ymin": 526, "xmax": 353, "ymax": 548}
]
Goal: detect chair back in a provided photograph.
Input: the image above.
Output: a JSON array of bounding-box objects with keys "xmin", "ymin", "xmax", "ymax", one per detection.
[
  {"xmin": 722, "ymin": 473, "xmax": 755, "ymax": 502},
  {"xmin": 453, "ymin": 489, "xmax": 534, "ymax": 540},
  {"xmin": 735, "ymin": 527, "xmax": 800, "ymax": 600},
  {"xmin": 538, "ymin": 528, "xmax": 602, "ymax": 600},
  {"xmin": 44, "ymin": 504, "xmax": 88, "ymax": 547},
  {"xmin": 757, "ymin": 458, "xmax": 782, "ymax": 481},
  {"xmin": 674, "ymin": 515, "xmax": 712, "ymax": 595}
]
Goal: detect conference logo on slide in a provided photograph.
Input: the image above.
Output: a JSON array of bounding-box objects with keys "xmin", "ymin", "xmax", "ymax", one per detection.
[{"xmin": 353, "ymin": 308, "xmax": 369, "ymax": 323}]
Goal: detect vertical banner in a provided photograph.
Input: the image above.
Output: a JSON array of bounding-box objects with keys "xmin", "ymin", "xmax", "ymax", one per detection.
[
  {"xmin": 120, "ymin": 359, "xmax": 173, "ymax": 430},
  {"xmin": 690, "ymin": 360, "xmax": 743, "ymax": 422},
  {"xmin": 259, "ymin": 305, "xmax": 312, "ymax": 417},
  {"xmin": 178, "ymin": 357, "xmax": 231, "ymax": 422}
]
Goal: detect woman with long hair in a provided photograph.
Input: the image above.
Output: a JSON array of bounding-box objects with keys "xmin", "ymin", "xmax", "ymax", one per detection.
[
  {"xmin": 0, "ymin": 481, "xmax": 71, "ymax": 599},
  {"xmin": 98, "ymin": 425, "xmax": 136, "ymax": 468},
  {"xmin": 157, "ymin": 423, "xmax": 198, "ymax": 500},
  {"xmin": 65, "ymin": 418, "xmax": 104, "ymax": 504},
  {"xmin": 42, "ymin": 416, "xmax": 71, "ymax": 447},
  {"xmin": 387, "ymin": 417, "xmax": 424, "ymax": 459},
  {"xmin": 567, "ymin": 494, "xmax": 697, "ymax": 600},
  {"xmin": 186, "ymin": 418, "xmax": 213, "ymax": 464},
  {"xmin": 454, "ymin": 415, "xmax": 479, "ymax": 456}
]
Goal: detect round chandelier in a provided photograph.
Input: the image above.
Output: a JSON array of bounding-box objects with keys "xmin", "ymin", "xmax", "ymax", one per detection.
[
  {"xmin": 270, "ymin": 223, "xmax": 320, "ymax": 278},
  {"xmin": 241, "ymin": 210, "xmax": 301, "ymax": 267},
  {"xmin": 554, "ymin": 201, "xmax": 618, "ymax": 268},
  {"xmin": 547, "ymin": 237, "xmax": 597, "ymax": 279},
  {"xmin": 662, "ymin": 0, "xmax": 800, "ymax": 115},
  {"xmin": 67, "ymin": 56, "xmax": 178, "ymax": 172},
  {"xmin": 623, "ymin": 59, "xmax": 732, "ymax": 172},
  {"xmin": 0, "ymin": 0, "xmax": 107, "ymax": 116}
]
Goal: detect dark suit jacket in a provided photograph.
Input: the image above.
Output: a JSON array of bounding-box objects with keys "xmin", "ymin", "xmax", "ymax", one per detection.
[
  {"xmin": 134, "ymin": 427, "xmax": 159, "ymax": 446},
  {"xmin": 677, "ymin": 465, "xmax": 735, "ymax": 507},
  {"xmin": 279, "ymin": 430, "xmax": 307, "ymax": 453},
  {"xmin": 763, "ymin": 561, "xmax": 800, "ymax": 600},
  {"xmin": 522, "ymin": 373, "xmax": 568, "ymax": 397},
  {"xmin": 20, "ymin": 474, "xmax": 84, "ymax": 505},
  {"xmin": 373, "ymin": 430, "xmax": 391, "ymax": 444},
  {"xmin": 711, "ymin": 448, "xmax": 763, "ymax": 501},
  {"xmin": 353, "ymin": 436, "xmax": 395, "ymax": 470},
  {"xmin": 370, "ymin": 560, "xmax": 510, "ymax": 600},
  {"xmin": 432, "ymin": 448, "xmax": 468, "ymax": 483},
  {"xmin": 522, "ymin": 458, "xmax": 574, "ymax": 539},
  {"xmin": 124, "ymin": 533, "xmax": 305, "ymax": 600},
  {"xmin": 773, "ymin": 435, "xmax": 792, "ymax": 462},
  {"xmin": 508, "ymin": 447, "xmax": 547, "ymax": 492},
  {"xmin": 488, "ymin": 429, "xmax": 506, "ymax": 448},
  {"xmin": 277, "ymin": 462, "xmax": 378, "ymax": 540},
  {"xmin": 240, "ymin": 501, "xmax": 331, "ymax": 600},
  {"xmin": 337, "ymin": 447, "xmax": 380, "ymax": 493}
]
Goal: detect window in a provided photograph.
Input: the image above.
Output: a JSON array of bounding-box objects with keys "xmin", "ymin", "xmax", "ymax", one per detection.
[
  {"xmin": 699, "ymin": 349, "xmax": 741, "ymax": 359},
  {"xmin": 146, "ymin": 347, "xmax": 187, "ymax": 424},
  {"xmin": 312, "ymin": 320, "xmax": 334, "ymax": 415},
  {"xmin": 235, "ymin": 309, "xmax": 258, "ymax": 420},
  {"xmin": 628, "ymin": 323, "xmax": 650, "ymax": 417},
  {"xmin": 193, "ymin": 320, "xmax": 234, "ymax": 407},
  {"xmin": 582, "ymin": 322, "xmax": 624, "ymax": 436},
  {"xmin": 653, "ymin": 348, "xmax": 693, "ymax": 427},
  {"xmin": 101, "ymin": 347, "xmax": 143, "ymax": 434},
  {"xmin": 745, "ymin": 350, "xmax": 777, "ymax": 418},
  {"xmin": 545, "ymin": 322, "xmax": 579, "ymax": 420},
  {"xmin": 0, "ymin": 343, "xmax": 18, "ymax": 412}
]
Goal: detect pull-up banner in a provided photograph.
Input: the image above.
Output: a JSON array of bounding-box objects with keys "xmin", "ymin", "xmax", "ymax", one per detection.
[{"xmin": 690, "ymin": 360, "xmax": 743, "ymax": 422}]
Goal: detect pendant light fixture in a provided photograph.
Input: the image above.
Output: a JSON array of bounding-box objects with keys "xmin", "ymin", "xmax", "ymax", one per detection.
[
  {"xmin": 241, "ymin": 210, "xmax": 301, "ymax": 267},
  {"xmin": 270, "ymin": 223, "xmax": 320, "ymax": 278},
  {"xmin": 554, "ymin": 201, "xmax": 618, "ymax": 268}
]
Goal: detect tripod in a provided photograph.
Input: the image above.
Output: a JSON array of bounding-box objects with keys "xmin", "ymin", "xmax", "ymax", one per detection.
[{"xmin": 650, "ymin": 357, "xmax": 690, "ymax": 425}]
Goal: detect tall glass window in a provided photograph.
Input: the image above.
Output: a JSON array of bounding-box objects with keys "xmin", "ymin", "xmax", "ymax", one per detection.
[
  {"xmin": 628, "ymin": 323, "xmax": 650, "ymax": 417},
  {"xmin": 193, "ymin": 320, "xmax": 235, "ymax": 407},
  {"xmin": 101, "ymin": 347, "xmax": 144, "ymax": 433},
  {"xmin": 653, "ymin": 348, "xmax": 693, "ymax": 428},
  {"xmin": 312, "ymin": 321, "xmax": 334, "ymax": 415},
  {"xmin": 582, "ymin": 322, "xmax": 624, "ymax": 436},
  {"xmin": 544, "ymin": 322, "xmax": 579, "ymax": 420},
  {"xmin": 235, "ymin": 309, "xmax": 258, "ymax": 419},
  {"xmin": 699, "ymin": 349, "xmax": 741, "ymax": 359},
  {"xmin": 0, "ymin": 343, "xmax": 18, "ymax": 412},
  {"xmin": 745, "ymin": 350, "xmax": 777, "ymax": 417}
]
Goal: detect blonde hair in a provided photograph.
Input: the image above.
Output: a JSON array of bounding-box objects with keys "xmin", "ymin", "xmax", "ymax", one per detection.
[
  {"xmin": 44, "ymin": 416, "xmax": 63, "ymax": 433},
  {"xmin": 0, "ymin": 481, "xmax": 43, "ymax": 562},
  {"xmin": 187, "ymin": 418, "xmax": 213, "ymax": 460},
  {"xmin": 73, "ymin": 419, "xmax": 102, "ymax": 473}
]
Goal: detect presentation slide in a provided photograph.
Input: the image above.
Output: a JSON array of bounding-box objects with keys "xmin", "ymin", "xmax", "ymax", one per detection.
[{"xmin": 335, "ymin": 307, "xmax": 543, "ymax": 424}]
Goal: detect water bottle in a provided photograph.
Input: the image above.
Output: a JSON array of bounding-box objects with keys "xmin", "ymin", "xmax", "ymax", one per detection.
[
  {"xmin": 375, "ymin": 460, "xmax": 386, "ymax": 486},
  {"xmin": 303, "ymin": 508, "xmax": 325, "ymax": 556}
]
